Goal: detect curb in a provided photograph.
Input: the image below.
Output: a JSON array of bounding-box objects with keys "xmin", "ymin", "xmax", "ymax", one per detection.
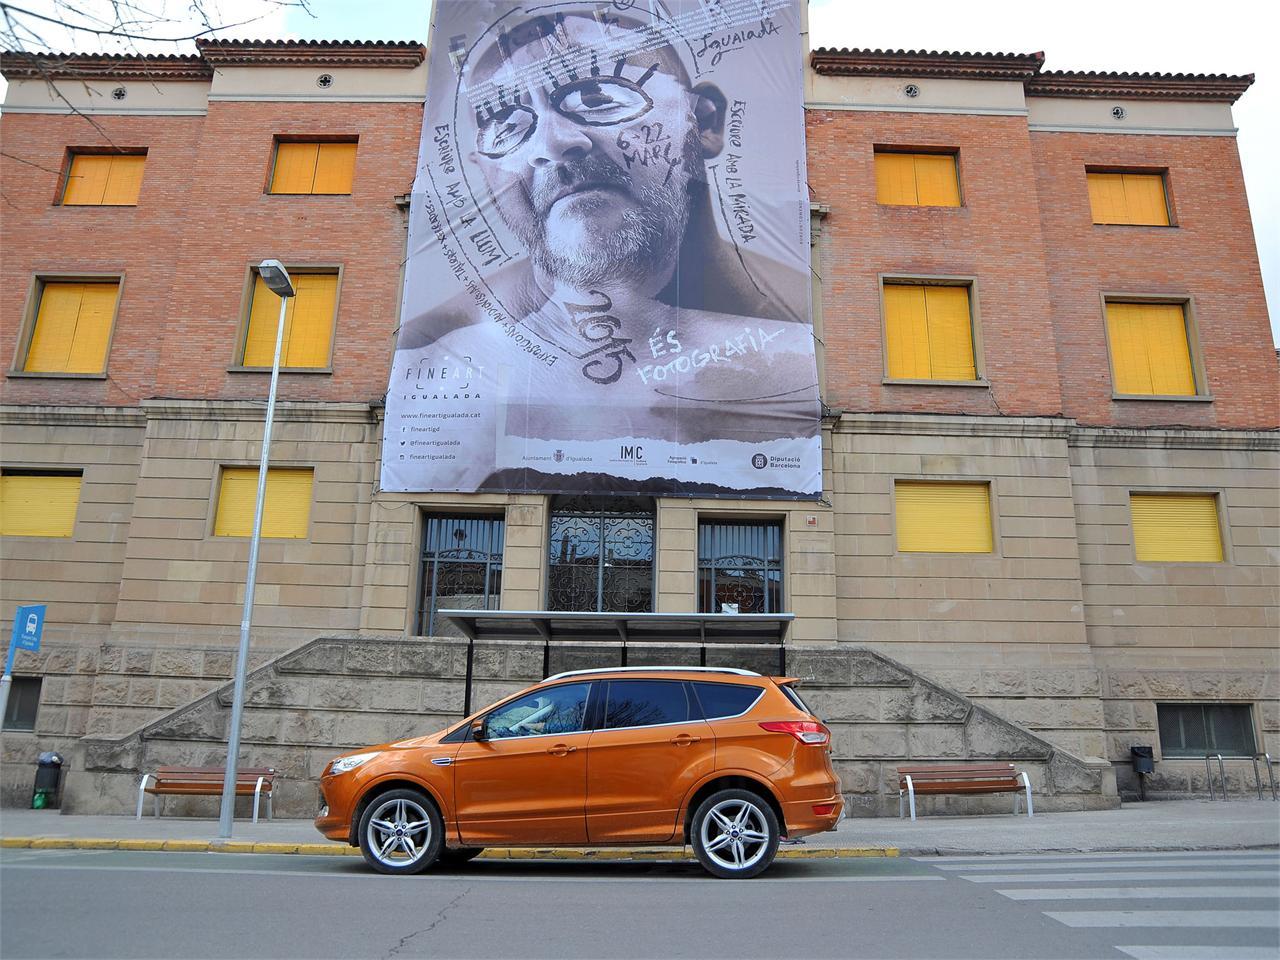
[{"xmin": 0, "ymin": 837, "xmax": 897, "ymax": 860}]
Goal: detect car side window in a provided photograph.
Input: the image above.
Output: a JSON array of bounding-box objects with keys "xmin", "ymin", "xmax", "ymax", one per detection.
[
  {"xmin": 691, "ymin": 681, "xmax": 763, "ymax": 720},
  {"xmin": 484, "ymin": 682, "xmax": 590, "ymax": 739},
  {"xmin": 602, "ymin": 680, "xmax": 690, "ymax": 729}
]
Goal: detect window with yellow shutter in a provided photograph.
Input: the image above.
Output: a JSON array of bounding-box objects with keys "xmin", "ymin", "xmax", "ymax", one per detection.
[
  {"xmin": 883, "ymin": 282, "xmax": 978, "ymax": 381},
  {"xmin": 241, "ymin": 270, "xmax": 339, "ymax": 369},
  {"xmin": 269, "ymin": 141, "xmax": 357, "ymax": 194},
  {"xmin": 213, "ymin": 467, "xmax": 313, "ymax": 539},
  {"xmin": 62, "ymin": 153, "xmax": 146, "ymax": 205},
  {"xmin": 895, "ymin": 481, "xmax": 994, "ymax": 554},
  {"xmin": 1130, "ymin": 493, "xmax": 1224, "ymax": 563},
  {"xmin": 875, "ymin": 151, "xmax": 961, "ymax": 207},
  {"xmin": 0, "ymin": 470, "xmax": 83, "ymax": 538},
  {"xmin": 22, "ymin": 280, "xmax": 120, "ymax": 375},
  {"xmin": 1105, "ymin": 301, "xmax": 1198, "ymax": 397},
  {"xmin": 1086, "ymin": 170, "xmax": 1170, "ymax": 225}
]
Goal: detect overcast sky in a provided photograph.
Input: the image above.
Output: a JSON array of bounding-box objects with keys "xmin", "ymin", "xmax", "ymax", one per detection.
[{"xmin": 5, "ymin": 0, "xmax": 1276, "ymax": 343}]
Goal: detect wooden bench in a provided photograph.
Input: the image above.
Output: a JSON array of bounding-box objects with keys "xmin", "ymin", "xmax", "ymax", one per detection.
[
  {"xmin": 898, "ymin": 763, "xmax": 1032, "ymax": 821},
  {"xmin": 136, "ymin": 766, "xmax": 276, "ymax": 822}
]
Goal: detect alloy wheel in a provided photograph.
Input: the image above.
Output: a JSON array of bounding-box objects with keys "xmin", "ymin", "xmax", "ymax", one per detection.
[
  {"xmin": 697, "ymin": 797, "xmax": 771, "ymax": 872},
  {"xmin": 365, "ymin": 796, "xmax": 433, "ymax": 868}
]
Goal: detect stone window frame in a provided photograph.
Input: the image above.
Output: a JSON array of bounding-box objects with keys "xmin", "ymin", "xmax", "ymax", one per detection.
[
  {"xmin": 889, "ymin": 475, "xmax": 1003, "ymax": 558},
  {"xmin": 414, "ymin": 510, "xmax": 507, "ymax": 637},
  {"xmin": 7, "ymin": 272, "xmax": 126, "ymax": 380},
  {"xmin": 1154, "ymin": 700, "xmax": 1259, "ymax": 759},
  {"xmin": 227, "ymin": 262, "xmax": 344, "ymax": 374},
  {"xmin": 877, "ymin": 273, "xmax": 990, "ymax": 388},
  {"xmin": 871, "ymin": 144, "xmax": 966, "ymax": 208},
  {"xmin": 54, "ymin": 146, "xmax": 149, "ymax": 207},
  {"xmin": 1084, "ymin": 164, "xmax": 1179, "ymax": 228},
  {"xmin": 694, "ymin": 511, "xmax": 788, "ymax": 615},
  {"xmin": 1099, "ymin": 292, "xmax": 1212, "ymax": 402},
  {"xmin": 1125, "ymin": 486, "xmax": 1232, "ymax": 567},
  {"xmin": 1, "ymin": 675, "xmax": 41, "ymax": 732},
  {"xmin": 205, "ymin": 462, "xmax": 317, "ymax": 541}
]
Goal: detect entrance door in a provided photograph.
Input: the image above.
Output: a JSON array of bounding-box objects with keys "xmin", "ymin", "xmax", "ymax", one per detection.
[
  {"xmin": 586, "ymin": 679, "xmax": 715, "ymax": 843},
  {"xmin": 453, "ymin": 681, "xmax": 592, "ymax": 845}
]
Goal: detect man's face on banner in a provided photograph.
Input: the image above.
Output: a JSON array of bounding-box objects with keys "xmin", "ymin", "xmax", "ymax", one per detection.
[{"xmin": 465, "ymin": 13, "xmax": 714, "ymax": 289}]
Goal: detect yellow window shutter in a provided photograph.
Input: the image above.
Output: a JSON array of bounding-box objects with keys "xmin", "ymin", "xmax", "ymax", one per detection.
[
  {"xmin": 1087, "ymin": 172, "xmax": 1127, "ymax": 223},
  {"xmin": 884, "ymin": 285, "xmax": 931, "ymax": 379},
  {"xmin": 0, "ymin": 473, "xmax": 82, "ymax": 537},
  {"xmin": 896, "ymin": 481, "xmax": 993, "ymax": 553},
  {"xmin": 101, "ymin": 155, "xmax": 146, "ymax": 204},
  {"xmin": 214, "ymin": 467, "xmax": 313, "ymax": 538},
  {"xmin": 312, "ymin": 143, "xmax": 357, "ymax": 194},
  {"xmin": 923, "ymin": 286, "xmax": 976, "ymax": 380},
  {"xmin": 24, "ymin": 282, "xmax": 118, "ymax": 374},
  {"xmin": 913, "ymin": 154, "xmax": 961, "ymax": 206},
  {"xmin": 243, "ymin": 275, "xmax": 285, "ymax": 366},
  {"xmin": 283, "ymin": 274, "xmax": 338, "ymax": 367},
  {"xmin": 1121, "ymin": 173, "xmax": 1169, "ymax": 226},
  {"xmin": 243, "ymin": 272, "xmax": 336, "ymax": 368},
  {"xmin": 875, "ymin": 153, "xmax": 917, "ymax": 205},
  {"xmin": 62, "ymin": 155, "xmax": 112, "ymax": 205},
  {"xmin": 1107, "ymin": 302, "xmax": 1195, "ymax": 396},
  {"xmin": 270, "ymin": 142, "xmax": 320, "ymax": 193},
  {"xmin": 1131, "ymin": 493, "xmax": 1223, "ymax": 562}
]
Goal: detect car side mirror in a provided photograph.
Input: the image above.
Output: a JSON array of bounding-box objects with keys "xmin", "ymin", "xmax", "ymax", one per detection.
[{"xmin": 471, "ymin": 719, "xmax": 488, "ymax": 741}]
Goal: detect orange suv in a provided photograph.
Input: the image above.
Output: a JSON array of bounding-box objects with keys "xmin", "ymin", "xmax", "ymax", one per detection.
[{"xmin": 315, "ymin": 667, "xmax": 843, "ymax": 878}]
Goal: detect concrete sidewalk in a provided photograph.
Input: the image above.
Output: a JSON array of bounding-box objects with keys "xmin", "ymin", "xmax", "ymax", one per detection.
[{"xmin": 2, "ymin": 799, "xmax": 1276, "ymax": 859}]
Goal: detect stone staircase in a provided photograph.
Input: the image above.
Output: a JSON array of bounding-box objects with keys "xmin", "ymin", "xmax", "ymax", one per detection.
[{"xmin": 72, "ymin": 635, "xmax": 1116, "ymax": 818}]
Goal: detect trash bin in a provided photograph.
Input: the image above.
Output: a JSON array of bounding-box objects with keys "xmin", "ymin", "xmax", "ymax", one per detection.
[
  {"xmin": 32, "ymin": 751, "xmax": 66, "ymax": 809},
  {"xmin": 1131, "ymin": 745, "xmax": 1155, "ymax": 801}
]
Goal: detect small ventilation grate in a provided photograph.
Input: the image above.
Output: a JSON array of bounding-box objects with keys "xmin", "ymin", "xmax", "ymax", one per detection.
[
  {"xmin": 317, "ymin": 73, "xmax": 334, "ymax": 89},
  {"xmin": 1111, "ymin": 105, "xmax": 1127, "ymax": 120},
  {"xmin": 111, "ymin": 86, "xmax": 127, "ymax": 101},
  {"xmin": 903, "ymin": 83, "xmax": 921, "ymax": 98}
]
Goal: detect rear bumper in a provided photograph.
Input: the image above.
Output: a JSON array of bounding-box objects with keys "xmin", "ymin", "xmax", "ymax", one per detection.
[{"xmin": 781, "ymin": 794, "xmax": 844, "ymax": 839}]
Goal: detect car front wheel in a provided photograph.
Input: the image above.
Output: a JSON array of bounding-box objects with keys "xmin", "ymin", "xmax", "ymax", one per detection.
[
  {"xmin": 691, "ymin": 788, "xmax": 780, "ymax": 879},
  {"xmin": 357, "ymin": 789, "xmax": 443, "ymax": 875}
]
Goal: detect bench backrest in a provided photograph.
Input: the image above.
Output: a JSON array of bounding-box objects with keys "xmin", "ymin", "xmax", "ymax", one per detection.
[
  {"xmin": 154, "ymin": 766, "xmax": 276, "ymax": 785},
  {"xmin": 898, "ymin": 764, "xmax": 1018, "ymax": 784}
]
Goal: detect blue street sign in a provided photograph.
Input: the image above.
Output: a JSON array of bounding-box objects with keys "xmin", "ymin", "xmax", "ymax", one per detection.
[{"xmin": 12, "ymin": 604, "xmax": 45, "ymax": 653}]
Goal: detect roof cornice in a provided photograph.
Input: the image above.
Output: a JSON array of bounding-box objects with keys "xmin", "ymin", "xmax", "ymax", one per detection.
[
  {"xmin": 811, "ymin": 47, "xmax": 1045, "ymax": 81},
  {"xmin": 195, "ymin": 39, "xmax": 425, "ymax": 68},
  {"xmin": 1026, "ymin": 70, "xmax": 1253, "ymax": 103},
  {"xmin": 0, "ymin": 51, "xmax": 211, "ymax": 81}
]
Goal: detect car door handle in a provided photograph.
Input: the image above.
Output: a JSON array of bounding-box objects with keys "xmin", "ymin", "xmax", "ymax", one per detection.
[
  {"xmin": 670, "ymin": 734, "xmax": 701, "ymax": 746},
  {"xmin": 547, "ymin": 744, "xmax": 577, "ymax": 756}
]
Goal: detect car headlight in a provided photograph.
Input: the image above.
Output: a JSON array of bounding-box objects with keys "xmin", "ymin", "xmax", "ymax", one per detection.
[{"xmin": 328, "ymin": 752, "xmax": 379, "ymax": 775}]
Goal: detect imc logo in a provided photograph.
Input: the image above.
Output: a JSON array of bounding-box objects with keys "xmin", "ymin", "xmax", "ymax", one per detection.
[
  {"xmin": 751, "ymin": 453, "xmax": 768, "ymax": 470},
  {"xmin": 620, "ymin": 445, "xmax": 645, "ymax": 461}
]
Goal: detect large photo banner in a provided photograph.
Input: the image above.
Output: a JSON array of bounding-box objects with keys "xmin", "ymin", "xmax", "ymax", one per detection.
[{"xmin": 381, "ymin": 0, "xmax": 820, "ymax": 498}]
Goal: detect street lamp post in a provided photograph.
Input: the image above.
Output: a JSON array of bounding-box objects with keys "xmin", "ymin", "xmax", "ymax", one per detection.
[{"xmin": 218, "ymin": 260, "xmax": 295, "ymax": 839}]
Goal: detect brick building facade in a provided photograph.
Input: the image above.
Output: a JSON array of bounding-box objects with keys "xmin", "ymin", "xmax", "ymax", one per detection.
[{"xmin": 1, "ymin": 34, "xmax": 1275, "ymax": 814}]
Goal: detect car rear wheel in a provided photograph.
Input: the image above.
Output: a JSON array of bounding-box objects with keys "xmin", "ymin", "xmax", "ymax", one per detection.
[
  {"xmin": 691, "ymin": 788, "xmax": 779, "ymax": 879},
  {"xmin": 358, "ymin": 789, "xmax": 443, "ymax": 875},
  {"xmin": 437, "ymin": 846, "xmax": 484, "ymax": 866}
]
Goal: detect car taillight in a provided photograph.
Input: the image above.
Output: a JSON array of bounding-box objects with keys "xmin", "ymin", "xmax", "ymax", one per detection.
[
  {"xmin": 759, "ymin": 720, "xmax": 830, "ymax": 745},
  {"xmin": 812, "ymin": 804, "xmax": 837, "ymax": 816}
]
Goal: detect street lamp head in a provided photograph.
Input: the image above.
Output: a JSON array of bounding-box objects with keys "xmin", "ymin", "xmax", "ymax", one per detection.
[{"xmin": 258, "ymin": 259, "xmax": 296, "ymax": 298}]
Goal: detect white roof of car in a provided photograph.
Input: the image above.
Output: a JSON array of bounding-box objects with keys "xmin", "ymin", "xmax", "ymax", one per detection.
[{"xmin": 544, "ymin": 666, "xmax": 762, "ymax": 682}]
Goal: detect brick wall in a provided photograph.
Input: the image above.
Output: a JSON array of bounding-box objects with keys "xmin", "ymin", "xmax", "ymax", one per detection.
[
  {"xmin": 805, "ymin": 110, "xmax": 1064, "ymax": 418},
  {"xmin": 1030, "ymin": 131, "xmax": 1279, "ymax": 430},
  {"xmin": 0, "ymin": 100, "xmax": 419, "ymax": 407}
]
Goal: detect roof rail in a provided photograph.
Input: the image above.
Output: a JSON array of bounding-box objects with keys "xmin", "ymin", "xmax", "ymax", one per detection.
[{"xmin": 544, "ymin": 666, "xmax": 762, "ymax": 682}]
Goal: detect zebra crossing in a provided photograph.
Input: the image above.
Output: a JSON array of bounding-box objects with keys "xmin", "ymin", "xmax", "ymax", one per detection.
[{"xmin": 916, "ymin": 850, "xmax": 1279, "ymax": 960}]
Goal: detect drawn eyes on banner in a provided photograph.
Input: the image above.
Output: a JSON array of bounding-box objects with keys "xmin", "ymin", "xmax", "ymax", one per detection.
[
  {"xmin": 477, "ymin": 104, "xmax": 537, "ymax": 158},
  {"xmin": 552, "ymin": 77, "xmax": 653, "ymax": 127}
]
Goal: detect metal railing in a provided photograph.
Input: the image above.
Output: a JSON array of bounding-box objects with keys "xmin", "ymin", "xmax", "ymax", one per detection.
[
  {"xmin": 1204, "ymin": 753, "xmax": 1228, "ymax": 800},
  {"xmin": 1253, "ymin": 753, "xmax": 1277, "ymax": 801}
]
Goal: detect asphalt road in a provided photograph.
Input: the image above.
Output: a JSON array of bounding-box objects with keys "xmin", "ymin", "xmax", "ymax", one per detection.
[{"xmin": 1, "ymin": 848, "xmax": 1276, "ymax": 959}]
